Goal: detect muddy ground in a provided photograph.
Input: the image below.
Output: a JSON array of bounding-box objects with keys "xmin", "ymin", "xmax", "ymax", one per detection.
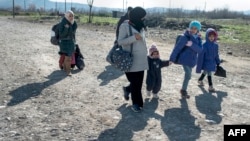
[{"xmin": 0, "ymin": 16, "xmax": 250, "ymax": 141}]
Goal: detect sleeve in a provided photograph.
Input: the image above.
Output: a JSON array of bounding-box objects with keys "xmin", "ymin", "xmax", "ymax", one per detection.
[
  {"xmin": 189, "ymin": 37, "xmax": 202, "ymax": 54},
  {"xmin": 59, "ymin": 20, "xmax": 69, "ymax": 38},
  {"xmin": 117, "ymin": 24, "xmax": 137, "ymax": 46},
  {"xmin": 215, "ymin": 44, "xmax": 221, "ymax": 65},
  {"xmin": 196, "ymin": 45, "xmax": 205, "ymax": 73},
  {"xmin": 169, "ymin": 36, "xmax": 187, "ymax": 62},
  {"xmin": 160, "ymin": 60, "xmax": 170, "ymax": 68}
]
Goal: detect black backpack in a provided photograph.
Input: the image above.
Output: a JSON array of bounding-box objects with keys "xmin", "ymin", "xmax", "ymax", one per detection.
[
  {"xmin": 50, "ymin": 23, "xmax": 60, "ymax": 45},
  {"xmin": 173, "ymin": 34, "xmax": 190, "ymax": 64}
]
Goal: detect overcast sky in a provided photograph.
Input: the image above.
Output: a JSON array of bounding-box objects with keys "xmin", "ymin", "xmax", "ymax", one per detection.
[{"xmin": 50, "ymin": 0, "xmax": 249, "ymax": 11}]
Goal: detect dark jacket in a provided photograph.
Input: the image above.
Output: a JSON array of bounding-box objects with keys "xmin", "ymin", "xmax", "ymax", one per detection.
[
  {"xmin": 196, "ymin": 29, "xmax": 220, "ymax": 73},
  {"xmin": 58, "ymin": 17, "xmax": 77, "ymax": 55},
  {"xmin": 146, "ymin": 57, "xmax": 169, "ymax": 93},
  {"xmin": 169, "ymin": 30, "xmax": 202, "ymax": 68}
]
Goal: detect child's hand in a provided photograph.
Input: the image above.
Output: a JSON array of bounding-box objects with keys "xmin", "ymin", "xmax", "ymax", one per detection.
[
  {"xmin": 186, "ymin": 41, "xmax": 193, "ymax": 47},
  {"xmin": 169, "ymin": 61, "xmax": 173, "ymax": 65}
]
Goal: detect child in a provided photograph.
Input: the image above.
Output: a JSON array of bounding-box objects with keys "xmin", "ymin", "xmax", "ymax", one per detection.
[
  {"xmin": 196, "ymin": 28, "xmax": 220, "ymax": 92},
  {"xmin": 169, "ymin": 20, "xmax": 202, "ymax": 99},
  {"xmin": 146, "ymin": 44, "xmax": 169, "ymax": 98}
]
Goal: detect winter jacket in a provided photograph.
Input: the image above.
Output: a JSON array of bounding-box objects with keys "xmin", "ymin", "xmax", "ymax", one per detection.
[
  {"xmin": 169, "ymin": 30, "xmax": 202, "ymax": 68},
  {"xmin": 118, "ymin": 20, "xmax": 148, "ymax": 72},
  {"xmin": 196, "ymin": 28, "xmax": 220, "ymax": 73},
  {"xmin": 146, "ymin": 57, "xmax": 169, "ymax": 93},
  {"xmin": 116, "ymin": 13, "xmax": 129, "ymax": 39},
  {"xmin": 58, "ymin": 17, "xmax": 77, "ymax": 56}
]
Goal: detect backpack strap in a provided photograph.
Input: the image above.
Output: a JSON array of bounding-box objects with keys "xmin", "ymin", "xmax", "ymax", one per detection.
[{"xmin": 128, "ymin": 25, "xmax": 133, "ymax": 54}]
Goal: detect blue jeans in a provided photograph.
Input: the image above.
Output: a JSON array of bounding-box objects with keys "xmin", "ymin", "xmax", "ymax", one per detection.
[{"xmin": 182, "ymin": 65, "xmax": 192, "ymax": 91}]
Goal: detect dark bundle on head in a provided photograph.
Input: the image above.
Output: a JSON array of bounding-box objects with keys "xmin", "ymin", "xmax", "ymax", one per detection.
[{"xmin": 129, "ymin": 7, "xmax": 147, "ymax": 32}]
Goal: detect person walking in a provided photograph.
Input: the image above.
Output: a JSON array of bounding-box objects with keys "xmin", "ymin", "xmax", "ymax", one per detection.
[
  {"xmin": 58, "ymin": 10, "xmax": 77, "ymax": 76},
  {"xmin": 196, "ymin": 28, "xmax": 221, "ymax": 92},
  {"xmin": 169, "ymin": 20, "xmax": 203, "ymax": 98},
  {"xmin": 118, "ymin": 7, "xmax": 148, "ymax": 112}
]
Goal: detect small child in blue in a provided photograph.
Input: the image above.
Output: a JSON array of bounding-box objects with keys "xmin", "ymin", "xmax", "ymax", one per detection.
[
  {"xmin": 146, "ymin": 44, "xmax": 169, "ymax": 98},
  {"xmin": 196, "ymin": 28, "xmax": 221, "ymax": 92}
]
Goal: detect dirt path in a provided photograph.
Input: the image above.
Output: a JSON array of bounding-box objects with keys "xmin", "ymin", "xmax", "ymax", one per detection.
[{"xmin": 0, "ymin": 16, "xmax": 250, "ymax": 141}]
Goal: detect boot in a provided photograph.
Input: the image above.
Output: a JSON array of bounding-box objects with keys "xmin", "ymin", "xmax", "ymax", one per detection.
[
  {"xmin": 64, "ymin": 56, "xmax": 72, "ymax": 76},
  {"xmin": 198, "ymin": 73, "xmax": 206, "ymax": 86}
]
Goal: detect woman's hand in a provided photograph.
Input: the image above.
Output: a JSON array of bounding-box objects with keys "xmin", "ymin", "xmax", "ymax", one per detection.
[
  {"xmin": 186, "ymin": 41, "xmax": 193, "ymax": 47},
  {"xmin": 135, "ymin": 33, "xmax": 142, "ymax": 40}
]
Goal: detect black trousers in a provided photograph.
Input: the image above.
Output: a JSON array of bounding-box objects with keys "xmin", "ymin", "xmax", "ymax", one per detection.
[{"xmin": 125, "ymin": 71, "xmax": 144, "ymax": 107}]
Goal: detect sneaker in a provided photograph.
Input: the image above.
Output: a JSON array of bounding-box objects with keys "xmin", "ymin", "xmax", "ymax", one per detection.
[
  {"xmin": 131, "ymin": 104, "xmax": 141, "ymax": 113},
  {"xmin": 198, "ymin": 81, "xmax": 204, "ymax": 86},
  {"xmin": 180, "ymin": 90, "xmax": 190, "ymax": 99},
  {"xmin": 208, "ymin": 86, "xmax": 215, "ymax": 92},
  {"xmin": 123, "ymin": 87, "xmax": 130, "ymax": 101},
  {"xmin": 147, "ymin": 91, "xmax": 151, "ymax": 97},
  {"xmin": 153, "ymin": 93, "xmax": 159, "ymax": 98}
]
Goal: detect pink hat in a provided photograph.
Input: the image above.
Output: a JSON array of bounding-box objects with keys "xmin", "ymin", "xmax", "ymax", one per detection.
[{"xmin": 149, "ymin": 44, "xmax": 160, "ymax": 58}]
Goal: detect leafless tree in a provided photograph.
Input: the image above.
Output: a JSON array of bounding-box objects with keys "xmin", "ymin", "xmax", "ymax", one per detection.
[{"xmin": 87, "ymin": 0, "xmax": 94, "ymax": 23}]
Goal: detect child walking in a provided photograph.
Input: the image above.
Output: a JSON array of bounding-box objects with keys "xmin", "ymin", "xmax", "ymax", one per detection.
[
  {"xmin": 146, "ymin": 44, "xmax": 169, "ymax": 98},
  {"xmin": 196, "ymin": 28, "xmax": 221, "ymax": 92},
  {"xmin": 169, "ymin": 20, "xmax": 203, "ymax": 98}
]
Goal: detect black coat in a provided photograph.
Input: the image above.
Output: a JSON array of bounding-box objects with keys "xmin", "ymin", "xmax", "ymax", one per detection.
[{"xmin": 146, "ymin": 57, "xmax": 169, "ymax": 93}]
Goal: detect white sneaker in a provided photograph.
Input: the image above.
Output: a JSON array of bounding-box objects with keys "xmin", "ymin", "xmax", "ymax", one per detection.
[
  {"xmin": 147, "ymin": 91, "xmax": 151, "ymax": 97},
  {"xmin": 153, "ymin": 93, "xmax": 159, "ymax": 98}
]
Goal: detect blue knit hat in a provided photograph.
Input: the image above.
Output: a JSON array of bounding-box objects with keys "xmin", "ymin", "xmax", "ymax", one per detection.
[{"xmin": 189, "ymin": 20, "xmax": 201, "ymax": 31}]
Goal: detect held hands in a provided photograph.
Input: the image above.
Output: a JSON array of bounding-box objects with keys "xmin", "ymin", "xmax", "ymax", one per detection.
[
  {"xmin": 186, "ymin": 41, "xmax": 193, "ymax": 47},
  {"xmin": 135, "ymin": 33, "xmax": 142, "ymax": 40}
]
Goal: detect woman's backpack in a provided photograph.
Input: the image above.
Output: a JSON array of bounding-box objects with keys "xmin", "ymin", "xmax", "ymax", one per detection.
[{"xmin": 50, "ymin": 23, "xmax": 60, "ymax": 45}]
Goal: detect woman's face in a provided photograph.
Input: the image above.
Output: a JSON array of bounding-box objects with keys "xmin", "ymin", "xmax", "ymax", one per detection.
[
  {"xmin": 68, "ymin": 13, "xmax": 74, "ymax": 21},
  {"xmin": 190, "ymin": 27, "xmax": 198, "ymax": 35}
]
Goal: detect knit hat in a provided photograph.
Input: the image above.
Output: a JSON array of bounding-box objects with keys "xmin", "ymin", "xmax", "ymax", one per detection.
[
  {"xmin": 149, "ymin": 44, "xmax": 160, "ymax": 58},
  {"xmin": 189, "ymin": 20, "xmax": 201, "ymax": 31}
]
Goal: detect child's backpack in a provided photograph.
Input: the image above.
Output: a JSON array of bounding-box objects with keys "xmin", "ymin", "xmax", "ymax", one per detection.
[
  {"xmin": 173, "ymin": 34, "xmax": 190, "ymax": 64},
  {"xmin": 50, "ymin": 23, "xmax": 60, "ymax": 45}
]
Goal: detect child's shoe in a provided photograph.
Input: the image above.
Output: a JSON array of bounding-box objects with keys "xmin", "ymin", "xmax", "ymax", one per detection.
[
  {"xmin": 208, "ymin": 86, "xmax": 216, "ymax": 92},
  {"xmin": 147, "ymin": 91, "xmax": 151, "ymax": 97},
  {"xmin": 153, "ymin": 93, "xmax": 159, "ymax": 98},
  {"xmin": 198, "ymin": 80, "xmax": 204, "ymax": 86},
  {"xmin": 180, "ymin": 90, "xmax": 190, "ymax": 99}
]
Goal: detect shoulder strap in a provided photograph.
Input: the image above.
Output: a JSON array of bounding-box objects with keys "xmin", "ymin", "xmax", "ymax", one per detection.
[{"xmin": 128, "ymin": 25, "xmax": 133, "ymax": 53}]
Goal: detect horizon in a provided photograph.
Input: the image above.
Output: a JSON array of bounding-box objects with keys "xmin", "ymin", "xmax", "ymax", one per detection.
[{"xmin": 50, "ymin": 0, "xmax": 250, "ymax": 12}]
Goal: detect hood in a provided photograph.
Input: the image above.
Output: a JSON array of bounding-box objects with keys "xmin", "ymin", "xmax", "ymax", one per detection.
[{"xmin": 206, "ymin": 28, "xmax": 218, "ymax": 42}]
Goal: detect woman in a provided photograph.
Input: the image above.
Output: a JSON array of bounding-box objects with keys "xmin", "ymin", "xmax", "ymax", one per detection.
[
  {"xmin": 118, "ymin": 7, "xmax": 148, "ymax": 112},
  {"xmin": 58, "ymin": 10, "xmax": 77, "ymax": 76},
  {"xmin": 169, "ymin": 20, "xmax": 202, "ymax": 98}
]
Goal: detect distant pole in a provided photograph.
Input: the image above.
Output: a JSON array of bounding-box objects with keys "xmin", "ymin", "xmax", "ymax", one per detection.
[
  {"xmin": 123, "ymin": 0, "xmax": 124, "ymax": 12},
  {"xmin": 126, "ymin": 0, "xmax": 128, "ymax": 9},
  {"xmin": 71, "ymin": 0, "xmax": 72, "ymax": 10},
  {"xmin": 44, "ymin": 0, "xmax": 45, "ymax": 12},
  {"xmin": 55, "ymin": 0, "xmax": 57, "ymax": 12},
  {"xmin": 12, "ymin": 0, "xmax": 15, "ymax": 18},
  {"xmin": 65, "ymin": 0, "xmax": 66, "ymax": 12},
  {"xmin": 24, "ymin": 0, "xmax": 26, "ymax": 11}
]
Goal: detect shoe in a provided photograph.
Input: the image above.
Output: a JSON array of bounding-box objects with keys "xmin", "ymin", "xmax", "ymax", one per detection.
[
  {"xmin": 123, "ymin": 87, "xmax": 129, "ymax": 101},
  {"xmin": 131, "ymin": 104, "xmax": 141, "ymax": 113},
  {"xmin": 208, "ymin": 86, "xmax": 215, "ymax": 92},
  {"xmin": 180, "ymin": 90, "xmax": 190, "ymax": 99},
  {"xmin": 198, "ymin": 80, "xmax": 204, "ymax": 86},
  {"xmin": 153, "ymin": 93, "xmax": 159, "ymax": 98},
  {"xmin": 147, "ymin": 91, "xmax": 151, "ymax": 97}
]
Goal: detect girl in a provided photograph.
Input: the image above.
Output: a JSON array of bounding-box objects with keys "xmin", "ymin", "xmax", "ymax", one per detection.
[
  {"xmin": 196, "ymin": 28, "xmax": 220, "ymax": 92},
  {"xmin": 169, "ymin": 20, "xmax": 202, "ymax": 98},
  {"xmin": 118, "ymin": 7, "xmax": 148, "ymax": 112},
  {"xmin": 146, "ymin": 44, "xmax": 169, "ymax": 98}
]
